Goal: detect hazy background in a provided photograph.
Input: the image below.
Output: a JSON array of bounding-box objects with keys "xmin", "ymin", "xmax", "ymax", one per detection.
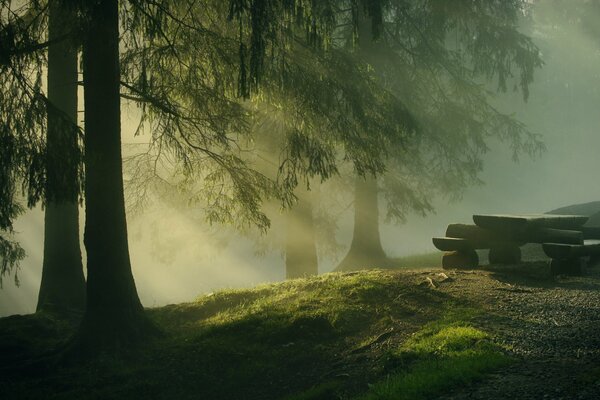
[{"xmin": 2, "ymin": 3, "xmax": 600, "ymax": 316}]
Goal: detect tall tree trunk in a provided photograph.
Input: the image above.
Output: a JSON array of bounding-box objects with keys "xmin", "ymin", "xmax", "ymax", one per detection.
[
  {"xmin": 336, "ymin": 9, "xmax": 390, "ymax": 272},
  {"xmin": 36, "ymin": 2, "xmax": 85, "ymax": 315},
  {"xmin": 77, "ymin": 0, "xmax": 154, "ymax": 351},
  {"xmin": 286, "ymin": 186, "xmax": 318, "ymax": 279},
  {"xmin": 337, "ymin": 175, "xmax": 388, "ymax": 271}
]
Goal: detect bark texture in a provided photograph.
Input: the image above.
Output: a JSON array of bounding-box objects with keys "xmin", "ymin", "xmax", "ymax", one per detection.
[
  {"xmin": 36, "ymin": 2, "xmax": 85, "ymax": 315},
  {"xmin": 78, "ymin": 0, "xmax": 154, "ymax": 351}
]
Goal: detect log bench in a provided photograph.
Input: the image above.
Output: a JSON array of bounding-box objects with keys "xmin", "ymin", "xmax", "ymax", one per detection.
[
  {"xmin": 432, "ymin": 214, "xmax": 591, "ymax": 275},
  {"xmin": 543, "ymin": 240, "xmax": 600, "ymax": 275}
]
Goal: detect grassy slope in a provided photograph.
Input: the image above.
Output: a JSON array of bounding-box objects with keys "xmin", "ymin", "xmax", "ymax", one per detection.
[{"xmin": 0, "ymin": 270, "xmax": 507, "ymax": 400}]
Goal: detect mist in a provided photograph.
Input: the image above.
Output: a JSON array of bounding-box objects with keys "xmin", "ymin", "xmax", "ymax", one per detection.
[{"xmin": 2, "ymin": 1, "xmax": 600, "ymax": 317}]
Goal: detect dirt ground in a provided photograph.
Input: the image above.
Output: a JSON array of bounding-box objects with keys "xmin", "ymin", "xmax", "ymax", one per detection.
[
  {"xmin": 1, "ymin": 261, "xmax": 599, "ymax": 400},
  {"xmin": 429, "ymin": 262, "xmax": 600, "ymax": 400}
]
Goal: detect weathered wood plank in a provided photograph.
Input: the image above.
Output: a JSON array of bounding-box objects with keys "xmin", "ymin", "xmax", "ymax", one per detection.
[
  {"xmin": 529, "ymin": 228, "xmax": 583, "ymax": 245},
  {"xmin": 473, "ymin": 214, "xmax": 588, "ymax": 232},
  {"xmin": 432, "ymin": 237, "xmax": 475, "ymax": 252},
  {"xmin": 446, "ymin": 224, "xmax": 582, "ymax": 246},
  {"xmin": 582, "ymin": 226, "xmax": 600, "ymax": 240},
  {"xmin": 446, "ymin": 224, "xmax": 511, "ymax": 246},
  {"xmin": 542, "ymin": 239, "xmax": 600, "ymax": 260}
]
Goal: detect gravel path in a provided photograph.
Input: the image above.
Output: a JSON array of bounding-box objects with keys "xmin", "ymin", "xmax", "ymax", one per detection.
[{"xmin": 437, "ymin": 262, "xmax": 600, "ymax": 400}]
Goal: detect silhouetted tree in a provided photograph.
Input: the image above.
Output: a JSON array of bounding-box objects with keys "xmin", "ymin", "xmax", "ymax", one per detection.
[
  {"xmin": 76, "ymin": 0, "xmax": 156, "ymax": 350},
  {"xmin": 0, "ymin": 0, "xmax": 545, "ymax": 351},
  {"xmin": 36, "ymin": 1, "xmax": 86, "ymax": 315},
  {"xmin": 337, "ymin": 0, "xmax": 544, "ymax": 271},
  {"xmin": 0, "ymin": 1, "xmax": 47, "ymax": 286},
  {"xmin": 121, "ymin": 1, "xmax": 415, "ymax": 279},
  {"xmin": 338, "ymin": 175, "xmax": 389, "ymax": 270},
  {"xmin": 0, "ymin": 1, "xmax": 86, "ymax": 313}
]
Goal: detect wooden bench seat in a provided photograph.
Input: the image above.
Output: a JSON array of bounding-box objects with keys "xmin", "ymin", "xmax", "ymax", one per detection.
[
  {"xmin": 542, "ymin": 239, "xmax": 600, "ymax": 259},
  {"xmin": 432, "ymin": 237, "xmax": 481, "ymax": 252},
  {"xmin": 582, "ymin": 227, "xmax": 600, "ymax": 240},
  {"xmin": 473, "ymin": 214, "xmax": 588, "ymax": 232},
  {"xmin": 541, "ymin": 240, "xmax": 600, "ymax": 275},
  {"xmin": 445, "ymin": 224, "xmax": 583, "ymax": 246},
  {"xmin": 433, "ymin": 213, "xmax": 591, "ymax": 274}
]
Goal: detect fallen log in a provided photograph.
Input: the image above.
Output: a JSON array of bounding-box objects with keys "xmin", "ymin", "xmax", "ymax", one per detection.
[{"xmin": 473, "ymin": 214, "xmax": 588, "ymax": 232}]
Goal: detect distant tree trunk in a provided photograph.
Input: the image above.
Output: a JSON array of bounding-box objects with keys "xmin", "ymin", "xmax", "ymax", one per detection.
[
  {"xmin": 286, "ymin": 186, "xmax": 318, "ymax": 279},
  {"xmin": 77, "ymin": 0, "xmax": 155, "ymax": 351},
  {"xmin": 337, "ymin": 175, "xmax": 388, "ymax": 271},
  {"xmin": 36, "ymin": 2, "xmax": 85, "ymax": 315},
  {"xmin": 335, "ymin": 10, "xmax": 390, "ymax": 272}
]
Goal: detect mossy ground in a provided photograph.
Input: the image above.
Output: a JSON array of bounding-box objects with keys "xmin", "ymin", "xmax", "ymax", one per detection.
[{"xmin": 0, "ymin": 270, "xmax": 507, "ymax": 400}]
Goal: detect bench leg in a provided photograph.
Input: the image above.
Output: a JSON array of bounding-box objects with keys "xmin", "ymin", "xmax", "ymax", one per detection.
[
  {"xmin": 588, "ymin": 255, "xmax": 600, "ymax": 268},
  {"xmin": 550, "ymin": 258, "xmax": 583, "ymax": 276},
  {"xmin": 442, "ymin": 250, "xmax": 479, "ymax": 270},
  {"xmin": 489, "ymin": 245, "xmax": 521, "ymax": 265}
]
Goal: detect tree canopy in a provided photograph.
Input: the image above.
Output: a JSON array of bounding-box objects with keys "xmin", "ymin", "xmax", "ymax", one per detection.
[{"xmin": 0, "ymin": 0, "xmax": 547, "ymax": 351}]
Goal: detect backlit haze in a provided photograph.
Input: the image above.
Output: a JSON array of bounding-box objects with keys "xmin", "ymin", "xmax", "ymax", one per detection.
[{"xmin": 2, "ymin": 3, "xmax": 600, "ymax": 316}]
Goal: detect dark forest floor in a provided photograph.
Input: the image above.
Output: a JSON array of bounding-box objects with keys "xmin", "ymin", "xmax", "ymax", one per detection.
[{"xmin": 1, "ymin": 263, "xmax": 599, "ymax": 399}]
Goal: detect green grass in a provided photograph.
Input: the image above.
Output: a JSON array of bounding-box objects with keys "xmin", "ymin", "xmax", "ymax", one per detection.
[
  {"xmin": 359, "ymin": 308, "xmax": 511, "ymax": 400},
  {"xmin": 0, "ymin": 270, "xmax": 505, "ymax": 400},
  {"xmin": 152, "ymin": 270, "xmax": 436, "ymax": 338}
]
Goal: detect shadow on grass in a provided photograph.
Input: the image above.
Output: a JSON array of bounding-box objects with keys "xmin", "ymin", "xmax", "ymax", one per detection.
[
  {"xmin": 1, "ymin": 270, "xmax": 480, "ymax": 400},
  {"xmin": 357, "ymin": 307, "xmax": 510, "ymax": 400}
]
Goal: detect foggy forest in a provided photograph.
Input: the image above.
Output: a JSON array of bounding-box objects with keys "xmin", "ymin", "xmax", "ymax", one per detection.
[{"xmin": 1, "ymin": 1, "xmax": 600, "ymax": 399}]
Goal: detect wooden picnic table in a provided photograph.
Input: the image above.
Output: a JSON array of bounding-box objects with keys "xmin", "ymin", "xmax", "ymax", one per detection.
[
  {"xmin": 472, "ymin": 214, "xmax": 588, "ymax": 232},
  {"xmin": 543, "ymin": 239, "xmax": 600, "ymax": 259},
  {"xmin": 432, "ymin": 213, "xmax": 596, "ymax": 275}
]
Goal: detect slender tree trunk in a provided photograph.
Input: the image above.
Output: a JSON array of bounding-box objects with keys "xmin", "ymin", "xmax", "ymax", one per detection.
[
  {"xmin": 77, "ymin": 0, "xmax": 154, "ymax": 351},
  {"xmin": 36, "ymin": 2, "xmax": 85, "ymax": 315},
  {"xmin": 286, "ymin": 186, "xmax": 318, "ymax": 279},
  {"xmin": 337, "ymin": 175, "xmax": 388, "ymax": 271}
]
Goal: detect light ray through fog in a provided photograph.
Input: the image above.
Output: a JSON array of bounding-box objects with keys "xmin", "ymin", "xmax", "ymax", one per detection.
[
  {"xmin": 3, "ymin": 1, "xmax": 600, "ymax": 316},
  {"xmin": 0, "ymin": 209, "xmax": 44, "ymax": 315},
  {"xmin": 127, "ymin": 204, "xmax": 284, "ymax": 307}
]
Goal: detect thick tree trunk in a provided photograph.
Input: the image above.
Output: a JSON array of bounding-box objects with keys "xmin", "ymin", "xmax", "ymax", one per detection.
[
  {"xmin": 286, "ymin": 186, "xmax": 318, "ymax": 279},
  {"xmin": 77, "ymin": 0, "xmax": 155, "ymax": 351},
  {"xmin": 337, "ymin": 175, "xmax": 389, "ymax": 271},
  {"xmin": 36, "ymin": 3, "xmax": 85, "ymax": 315}
]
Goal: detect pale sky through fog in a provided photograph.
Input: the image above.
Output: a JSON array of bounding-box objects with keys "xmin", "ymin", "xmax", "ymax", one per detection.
[{"xmin": 2, "ymin": 3, "xmax": 600, "ymax": 316}]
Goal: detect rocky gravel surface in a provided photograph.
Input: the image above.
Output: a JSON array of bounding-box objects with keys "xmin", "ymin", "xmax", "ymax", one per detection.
[{"xmin": 437, "ymin": 262, "xmax": 600, "ymax": 400}]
